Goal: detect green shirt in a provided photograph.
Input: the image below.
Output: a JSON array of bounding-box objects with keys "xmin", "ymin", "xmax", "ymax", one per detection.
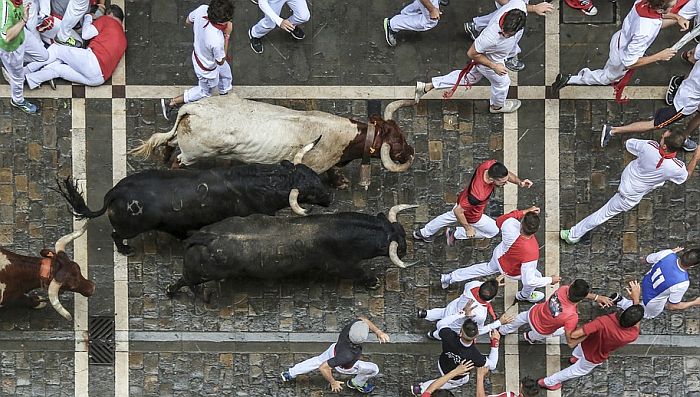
[{"xmin": 0, "ymin": 0, "xmax": 24, "ymax": 52}]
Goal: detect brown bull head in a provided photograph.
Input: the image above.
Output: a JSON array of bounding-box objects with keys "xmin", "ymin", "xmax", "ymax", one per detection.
[
  {"xmin": 369, "ymin": 116, "xmax": 415, "ymax": 172},
  {"xmin": 46, "ymin": 225, "xmax": 95, "ymax": 321}
]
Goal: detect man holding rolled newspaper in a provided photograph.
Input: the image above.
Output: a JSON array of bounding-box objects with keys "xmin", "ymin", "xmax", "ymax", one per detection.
[{"xmin": 552, "ymin": 0, "xmax": 679, "ymax": 103}]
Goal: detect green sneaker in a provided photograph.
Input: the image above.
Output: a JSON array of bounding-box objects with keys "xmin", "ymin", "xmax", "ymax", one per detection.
[
  {"xmin": 560, "ymin": 229, "xmax": 580, "ymax": 244},
  {"xmin": 55, "ymin": 36, "xmax": 81, "ymax": 48}
]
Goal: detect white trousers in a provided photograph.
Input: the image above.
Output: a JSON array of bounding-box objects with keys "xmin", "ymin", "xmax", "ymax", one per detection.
[
  {"xmin": 569, "ymin": 192, "xmax": 638, "ymax": 240},
  {"xmin": 25, "ymin": 44, "xmax": 104, "ymax": 88},
  {"xmin": 446, "ymin": 260, "xmax": 542, "ymax": 299},
  {"xmin": 184, "ymin": 58, "xmax": 233, "ymax": 104},
  {"xmin": 425, "ymin": 297, "xmax": 467, "ymax": 337},
  {"xmin": 421, "ymin": 205, "xmax": 498, "ymax": 240},
  {"xmin": 497, "ymin": 308, "xmax": 565, "ymax": 341},
  {"xmin": 389, "ymin": 0, "xmax": 440, "ymax": 32},
  {"xmin": 473, "ymin": 6, "xmax": 498, "ymax": 31},
  {"xmin": 420, "ymin": 362, "xmax": 470, "ymax": 392},
  {"xmin": 543, "ymin": 345, "xmax": 600, "ymax": 387},
  {"xmin": 287, "ymin": 343, "xmax": 379, "ymax": 386},
  {"xmin": 432, "ymin": 65, "xmax": 510, "ymax": 107},
  {"xmin": 56, "ymin": 0, "xmax": 89, "ymax": 42},
  {"xmin": 618, "ymin": 296, "xmax": 666, "ymax": 319},
  {"xmin": 568, "ymin": 31, "xmax": 626, "ymax": 86},
  {"xmin": 23, "ymin": 29, "xmax": 48, "ymax": 63},
  {"xmin": 251, "ymin": 0, "xmax": 310, "ymax": 38},
  {"xmin": 0, "ymin": 43, "xmax": 27, "ymax": 103}
]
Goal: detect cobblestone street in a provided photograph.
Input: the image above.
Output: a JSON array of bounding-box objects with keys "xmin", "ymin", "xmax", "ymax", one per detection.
[{"xmin": 0, "ymin": 0, "xmax": 699, "ymax": 396}]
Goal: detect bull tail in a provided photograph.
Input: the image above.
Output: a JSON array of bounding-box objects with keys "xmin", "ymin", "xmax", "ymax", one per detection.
[
  {"xmin": 55, "ymin": 177, "xmax": 109, "ymax": 220},
  {"xmin": 128, "ymin": 110, "xmax": 186, "ymax": 159}
]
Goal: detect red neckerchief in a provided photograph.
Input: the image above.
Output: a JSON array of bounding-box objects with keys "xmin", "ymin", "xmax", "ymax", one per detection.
[
  {"xmin": 671, "ymin": 0, "xmax": 690, "ymax": 14},
  {"xmin": 203, "ymin": 16, "xmax": 228, "ymax": 32},
  {"xmin": 471, "ymin": 286, "xmax": 497, "ymax": 320},
  {"xmin": 443, "ymin": 61, "xmax": 477, "ymax": 99},
  {"xmin": 635, "ymin": 1, "xmax": 663, "ymax": 19},
  {"xmin": 612, "ymin": 69, "xmax": 635, "ymax": 104},
  {"xmin": 656, "ymin": 144, "xmax": 677, "ymax": 168}
]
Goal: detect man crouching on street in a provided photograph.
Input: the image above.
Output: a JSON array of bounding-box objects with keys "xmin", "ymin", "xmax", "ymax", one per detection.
[{"xmin": 280, "ymin": 316, "xmax": 389, "ymax": 393}]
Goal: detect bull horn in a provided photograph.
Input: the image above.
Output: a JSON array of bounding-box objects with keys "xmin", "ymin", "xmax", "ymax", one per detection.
[
  {"xmin": 48, "ymin": 279, "xmax": 72, "ymax": 321},
  {"xmin": 54, "ymin": 223, "xmax": 88, "ymax": 253},
  {"xmin": 383, "ymin": 99, "xmax": 415, "ymax": 120},
  {"xmin": 289, "ymin": 189, "xmax": 309, "ymax": 216},
  {"xmin": 380, "ymin": 143, "xmax": 414, "ymax": 173},
  {"xmin": 387, "ymin": 204, "xmax": 418, "ymax": 223},
  {"xmin": 293, "ymin": 135, "xmax": 322, "ymax": 165},
  {"xmin": 389, "ymin": 241, "xmax": 418, "ymax": 268}
]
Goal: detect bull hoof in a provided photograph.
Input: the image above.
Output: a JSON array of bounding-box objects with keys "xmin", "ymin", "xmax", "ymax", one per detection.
[
  {"xmin": 365, "ymin": 277, "xmax": 381, "ymax": 290},
  {"xmin": 165, "ymin": 284, "xmax": 180, "ymax": 298}
]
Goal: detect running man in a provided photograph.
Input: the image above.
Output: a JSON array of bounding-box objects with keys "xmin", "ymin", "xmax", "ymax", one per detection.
[
  {"xmin": 463, "ymin": 0, "xmax": 554, "ymax": 71},
  {"xmin": 610, "ymin": 247, "xmax": 700, "ymax": 318},
  {"xmin": 552, "ymin": 0, "xmax": 678, "ymax": 101},
  {"xmin": 441, "ymin": 207, "xmax": 560, "ymax": 303},
  {"xmin": 280, "ymin": 317, "xmax": 389, "ymax": 393},
  {"xmin": 411, "ymin": 320, "xmax": 500, "ymax": 395},
  {"xmin": 419, "ymin": 278, "xmax": 515, "ymax": 339},
  {"xmin": 498, "ymin": 279, "xmax": 613, "ymax": 344},
  {"xmin": 539, "ymin": 281, "xmax": 644, "ymax": 391},
  {"xmin": 561, "ymin": 130, "xmax": 694, "ymax": 244},
  {"xmin": 413, "ymin": 160, "xmax": 532, "ymax": 245},
  {"xmin": 414, "ymin": 2, "xmax": 527, "ymax": 113},
  {"xmin": 161, "ymin": 0, "xmax": 233, "ymax": 119}
]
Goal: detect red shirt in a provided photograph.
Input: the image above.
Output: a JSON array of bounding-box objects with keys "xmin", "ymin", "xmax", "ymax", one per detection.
[
  {"xmin": 89, "ymin": 17, "xmax": 127, "ymax": 80},
  {"xmin": 528, "ymin": 286, "xmax": 579, "ymax": 335},
  {"xmin": 457, "ymin": 160, "xmax": 497, "ymax": 223},
  {"xmin": 580, "ymin": 313, "xmax": 640, "ymax": 364},
  {"xmin": 493, "ymin": 210, "xmax": 539, "ymax": 277}
]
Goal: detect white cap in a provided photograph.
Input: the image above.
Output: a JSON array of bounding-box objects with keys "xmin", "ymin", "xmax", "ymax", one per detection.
[{"xmin": 348, "ymin": 321, "xmax": 369, "ymax": 344}]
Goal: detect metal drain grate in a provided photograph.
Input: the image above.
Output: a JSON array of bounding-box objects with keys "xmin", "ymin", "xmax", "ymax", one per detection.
[{"xmin": 88, "ymin": 316, "xmax": 115, "ymax": 365}]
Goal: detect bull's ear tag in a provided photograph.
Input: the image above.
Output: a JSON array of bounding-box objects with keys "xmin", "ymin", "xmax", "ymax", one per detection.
[{"xmin": 358, "ymin": 164, "xmax": 371, "ymax": 190}]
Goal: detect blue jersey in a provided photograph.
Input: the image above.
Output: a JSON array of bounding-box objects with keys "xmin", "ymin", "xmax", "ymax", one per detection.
[{"xmin": 641, "ymin": 252, "xmax": 689, "ymax": 305}]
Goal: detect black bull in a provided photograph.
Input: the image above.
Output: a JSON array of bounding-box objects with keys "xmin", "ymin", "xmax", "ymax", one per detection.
[
  {"xmin": 166, "ymin": 205, "xmax": 418, "ymax": 296},
  {"xmin": 57, "ymin": 161, "xmax": 332, "ymax": 256}
]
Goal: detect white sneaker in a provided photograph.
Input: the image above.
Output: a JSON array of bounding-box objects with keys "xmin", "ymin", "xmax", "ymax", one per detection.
[
  {"xmin": 518, "ymin": 291, "xmax": 545, "ymax": 303},
  {"xmin": 440, "ymin": 274, "xmax": 451, "ymax": 289},
  {"xmin": 415, "ymin": 81, "xmax": 426, "ymax": 103},
  {"xmin": 489, "ymin": 99, "xmax": 521, "ymax": 114}
]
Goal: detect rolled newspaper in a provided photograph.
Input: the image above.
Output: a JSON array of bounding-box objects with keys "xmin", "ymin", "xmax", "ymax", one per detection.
[{"xmin": 672, "ymin": 23, "xmax": 700, "ymax": 51}]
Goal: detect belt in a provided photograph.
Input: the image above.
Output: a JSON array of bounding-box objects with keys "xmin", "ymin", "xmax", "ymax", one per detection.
[{"xmin": 193, "ymin": 50, "xmax": 216, "ymax": 72}]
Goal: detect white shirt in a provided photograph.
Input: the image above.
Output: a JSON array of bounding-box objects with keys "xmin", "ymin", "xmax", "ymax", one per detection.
[
  {"xmin": 614, "ymin": 0, "xmax": 662, "ymax": 68},
  {"xmin": 436, "ymin": 281, "xmax": 502, "ymax": 336},
  {"xmin": 619, "ymin": 139, "xmax": 688, "ymax": 201},
  {"xmin": 474, "ymin": 0, "xmax": 527, "ymax": 64},
  {"xmin": 188, "ymin": 5, "xmax": 226, "ymax": 78},
  {"xmin": 674, "ymin": 42, "xmax": 700, "ymax": 115},
  {"xmin": 645, "ymin": 249, "xmax": 691, "ymax": 304},
  {"xmin": 678, "ymin": 0, "xmax": 700, "ymax": 19}
]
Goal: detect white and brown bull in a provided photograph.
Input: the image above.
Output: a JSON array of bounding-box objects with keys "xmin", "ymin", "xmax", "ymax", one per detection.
[
  {"xmin": 0, "ymin": 226, "xmax": 95, "ymax": 321},
  {"xmin": 130, "ymin": 95, "xmax": 416, "ymax": 188}
]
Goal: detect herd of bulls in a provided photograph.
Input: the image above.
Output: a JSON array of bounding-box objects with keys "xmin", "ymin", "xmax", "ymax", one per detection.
[{"xmin": 0, "ymin": 95, "xmax": 418, "ymax": 321}]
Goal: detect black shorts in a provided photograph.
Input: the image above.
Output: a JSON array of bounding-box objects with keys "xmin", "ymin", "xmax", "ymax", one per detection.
[{"xmin": 654, "ymin": 106, "xmax": 687, "ymax": 129}]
